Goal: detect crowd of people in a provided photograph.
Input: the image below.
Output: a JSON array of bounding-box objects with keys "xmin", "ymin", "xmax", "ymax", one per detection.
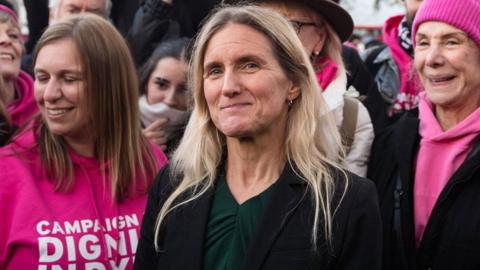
[{"xmin": 0, "ymin": 0, "xmax": 479, "ymax": 269}]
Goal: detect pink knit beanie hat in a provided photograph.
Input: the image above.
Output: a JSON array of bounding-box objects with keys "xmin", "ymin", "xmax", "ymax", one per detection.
[
  {"xmin": 0, "ymin": 4, "xmax": 18, "ymax": 23},
  {"xmin": 412, "ymin": 0, "xmax": 480, "ymax": 48}
]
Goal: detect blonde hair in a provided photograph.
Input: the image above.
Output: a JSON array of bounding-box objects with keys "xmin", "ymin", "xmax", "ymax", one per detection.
[
  {"xmin": 154, "ymin": 5, "xmax": 348, "ymax": 251},
  {"xmin": 254, "ymin": 0, "xmax": 346, "ymax": 76},
  {"xmin": 32, "ymin": 14, "xmax": 158, "ymax": 200}
]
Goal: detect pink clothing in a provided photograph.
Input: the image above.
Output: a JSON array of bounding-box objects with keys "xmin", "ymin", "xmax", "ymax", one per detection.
[
  {"xmin": 315, "ymin": 57, "xmax": 338, "ymax": 90},
  {"xmin": 412, "ymin": 0, "xmax": 480, "ymax": 49},
  {"xmin": 7, "ymin": 71, "xmax": 38, "ymax": 127},
  {"xmin": 0, "ymin": 129, "xmax": 167, "ymax": 269},
  {"xmin": 414, "ymin": 92, "xmax": 480, "ymax": 246},
  {"xmin": 383, "ymin": 15, "xmax": 421, "ymax": 114}
]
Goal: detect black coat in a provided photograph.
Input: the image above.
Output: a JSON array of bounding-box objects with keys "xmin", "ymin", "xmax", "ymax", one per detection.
[
  {"xmin": 134, "ymin": 164, "xmax": 382, "ymax": 270},
  {"xmin": 127, "ymin": 0, "xmax": 219, "ymax": 67},
  {"xmin": 341, "ymin": 45, "xmax": 389, "ymax": 134},
  {"xmin": 368, "ymin": 109, "xmax": 480, "ymax": 270}
]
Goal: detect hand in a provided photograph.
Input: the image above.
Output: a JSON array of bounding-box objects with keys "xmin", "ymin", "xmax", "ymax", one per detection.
[
  {"xmin": 162, "ymin": 0, "xmax": 173, "ymax": 5},
  {"xmin": 143, "ymin": 118, "xmax": 168, "ymax": 150}
]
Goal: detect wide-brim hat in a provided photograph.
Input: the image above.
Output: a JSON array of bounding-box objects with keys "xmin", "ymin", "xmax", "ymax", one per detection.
[{"xmin": 221, "ymin": 0, "xmax": 354, "ymax": 42}]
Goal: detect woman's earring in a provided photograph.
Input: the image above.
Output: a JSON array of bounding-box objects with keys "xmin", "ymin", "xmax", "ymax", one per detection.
[{"xmin": 288, "ymin": 99, "xmax": 293, "ymax": 107}]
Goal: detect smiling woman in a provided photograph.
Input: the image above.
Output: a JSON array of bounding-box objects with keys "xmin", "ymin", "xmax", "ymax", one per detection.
[
  {"xmin": 0, "ymin": 5, "xmax": 38, "ymax": 142},
  {"xmin": 367, "ymin": 0, "xmax": 480, "ymax": 269},
  {"xmin": 34, "ymin": 38, "xmax": 89, "ymax": 152},
  {"xmin": 0, "ymin": 14, "xmax": 168, "ymax": 269},
  {"xmin": 138, "ymin": 38, "xmax": 191, "ymax": 155},
  {"xmin": 202, "ymin": 23, "xmax": 297, "ymax": 139},
  {"xmin": 134, "ymin": 5, "xmax": 382, "ymax": 270}
]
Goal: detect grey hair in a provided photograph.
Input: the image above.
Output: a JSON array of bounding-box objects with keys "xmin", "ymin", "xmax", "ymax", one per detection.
[{"xmin": 49, "ymin": 0, "xmax": 112, "ymax": 18}]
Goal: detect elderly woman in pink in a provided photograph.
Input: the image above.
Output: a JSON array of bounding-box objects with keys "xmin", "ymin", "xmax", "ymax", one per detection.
[
  {"xmin": 0, "ymin": 5, "xmax": 37, "ymax": 133},
  {"xmin": 368, "ymin": 0, "xmax": 480, "ymax": 269}
]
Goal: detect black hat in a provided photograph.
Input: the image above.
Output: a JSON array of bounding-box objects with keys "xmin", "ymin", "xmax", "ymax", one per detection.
[{"xmin": 221, "ymin": 0, "xmax": 354, "ymax": 42}]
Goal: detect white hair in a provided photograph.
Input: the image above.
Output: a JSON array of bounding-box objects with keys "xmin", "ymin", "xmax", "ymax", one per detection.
[{"xmin": 49, "ymin": 0, "xmax": 112, "ymax": 18}]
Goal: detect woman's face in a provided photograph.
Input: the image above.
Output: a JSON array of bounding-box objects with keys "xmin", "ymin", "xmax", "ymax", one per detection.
[
  {"xmin": 415, "ymin": 21, "xmax": 480, "ymax": 114},
  {"xmin": 146, "ymin": 57, "xmax": 189, "ymax": 110},
  {"xmin": 0, "ymin": 20, "xmax": 22, "ymax": 80},
  {"xmin": 202, "ymin": 23, "xmax": 299, "ymax": 139},
  {"xmin": 259, "ymin": 1, "xmax": 326, "ymax": 57},
  {"xmin": 34, "ymin": 38, "xmax": 90, "ymax": 144}
]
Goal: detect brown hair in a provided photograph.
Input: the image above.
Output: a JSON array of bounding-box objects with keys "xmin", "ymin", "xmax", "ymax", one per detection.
[{"xmin": 32, "ymin": 14, "xmax": 158, "ymax": 200}]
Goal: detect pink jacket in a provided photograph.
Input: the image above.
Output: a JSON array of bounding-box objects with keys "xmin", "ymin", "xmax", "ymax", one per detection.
[
  {"xmin": 383, "ymin": 15, "xmax": 421, "ymax": 113},
  {"xmin": 0, "ymin": 130, "xmax": 167, "ymax": 269},
  {"xmin": 6, "ymin": 71, "xmax": 38, "ymax": 127}
]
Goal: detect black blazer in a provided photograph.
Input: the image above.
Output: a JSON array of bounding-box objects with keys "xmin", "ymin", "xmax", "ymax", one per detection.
[
  {"xmin": 368, "ymin": 109, "xmax": 480, "ymax": 270},
  {"xmin": 134, "ymin": 164, "xmax": 382, "ymax": 270}
]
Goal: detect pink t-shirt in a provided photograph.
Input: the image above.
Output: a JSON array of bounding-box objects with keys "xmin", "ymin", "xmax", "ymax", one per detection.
[{"xmin": 0, "ymin": 130, "xmax": 167, "ymax": 269}]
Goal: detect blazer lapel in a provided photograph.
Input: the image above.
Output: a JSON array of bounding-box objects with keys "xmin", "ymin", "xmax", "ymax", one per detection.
[
  {"xmin": 166, "ymin": 187, "xmax": 214, "ymax": 270},
  {"xmin": 242, "ymin": 164, "xmax": 306, "ymax": 270}
]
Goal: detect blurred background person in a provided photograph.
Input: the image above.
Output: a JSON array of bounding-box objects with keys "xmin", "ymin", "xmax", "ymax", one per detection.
[
  {"xmin": 368, "ymin": 0, "xmax": 480, "ymax": 269},
  {"xmin": 139, "ymin": 37, "xmax": 191, "ymax": 155},
  {"xmin": 21, "ymin": 0, "xmax": 112, "ymax": 75},
  {"xmin": 0, "ymin": 4, "xmax": 37, "ymax": 132},
  {"xmin": 0, "ymin": 14, "xmax": 167, "ymax": 269},
  {"xmin": 135, "ymin": 5, "xmax": 381, "ymax": 269},
  {"xmin": 128, "ymin": 0, "xmax": 219, "ymax": 68},
  {"xmin": 49, "ymin": 0, "xmax": 111, "ymax": 23},
  {"xmin": 362, "ymin": 0, "xmax": 423, "ymax": 122}
]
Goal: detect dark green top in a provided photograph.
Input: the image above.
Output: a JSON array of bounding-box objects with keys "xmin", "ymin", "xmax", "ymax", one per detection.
[{"xmin": 203, "ymin": 172, "xmax": 277, "ymax": 270}]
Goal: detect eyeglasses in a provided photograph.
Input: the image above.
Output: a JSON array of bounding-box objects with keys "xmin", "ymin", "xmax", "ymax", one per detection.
[{"xmin": 289, "ymin": 20, "xmax": 319, "ymax": 34}]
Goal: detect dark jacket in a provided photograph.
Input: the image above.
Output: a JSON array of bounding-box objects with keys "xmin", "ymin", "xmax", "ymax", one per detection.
[
  {"xmin": 368, "ymin": 109, "xmax": 480, "ymax": 270},
  {"xmin": 134, "ymin": 164, "xmax": 382, "ymax": 270},
  {"xmin": 341, "ymin": 45, "xmax": 389, "ymax": 134},
  {"xmin": 127, "ymin": 0, "xmax": 175, "ymax": 67},
  {"xmin": 127, "ymin": 0, "xmax": 219, "ymax": 67},
  {"xmin": 110, "ymin": 0, "xmax": 141, "ymax": 37}
]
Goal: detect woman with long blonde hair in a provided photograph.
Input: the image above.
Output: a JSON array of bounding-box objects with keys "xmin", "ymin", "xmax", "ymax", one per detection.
[
  {"xmin": 135, "ymin": 5, "xmax": 381, "ymax": 270},
  {"xmin": 225, "ymin": 0, "xmax": 374, "ymax": 177},
  {"xmin": 0, "ymin": 14, "xmax": 167, "ymax": 269}
]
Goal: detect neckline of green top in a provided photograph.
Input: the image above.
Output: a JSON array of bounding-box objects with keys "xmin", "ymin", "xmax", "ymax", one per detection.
[{"xmin": 217, "ymin": 171, "xmax": 278, "ymax": 207}]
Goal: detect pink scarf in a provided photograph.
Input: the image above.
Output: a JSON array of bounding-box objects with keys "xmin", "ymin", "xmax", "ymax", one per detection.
[
  {"xmin": 414, "ymin": 92, "xmax": 480, "ymax": 246},
  {"xmin": 7, "ymin": 71, "xmax": 38, "ymax": 127},
  {"xmin": 383, "ymin": 15, "xmax": 422, "ymax": 114},
  {"xmin": 315, "ymin": 57, "xmax": 338, "ymax": 90}
]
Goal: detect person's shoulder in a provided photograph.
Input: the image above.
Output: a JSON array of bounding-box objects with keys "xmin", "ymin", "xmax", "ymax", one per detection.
[
  {"xmin": 0, "ymin": 145, "xmax": 39, "ymax": 190},
  {"xmin": 150, "ymin": 164, "xmax": 176, "ymax": 199},
  {"xmin": 345, "ymin": 172, "xmax": 376, "ymax": 197},
  {"xmin": 329, "ymin": 167, "xmax": 375, "ymax": 197},
  {"xmin": 375, "ymin": 109, "xmax": 419, "ymax": 144},
  {"xmin": 0, "ymin": 126, "xmax": 40, "ymax": 165},
  {"xmin": 333, "ymin": 170, "xmax": 379, "ymax": 218}
]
